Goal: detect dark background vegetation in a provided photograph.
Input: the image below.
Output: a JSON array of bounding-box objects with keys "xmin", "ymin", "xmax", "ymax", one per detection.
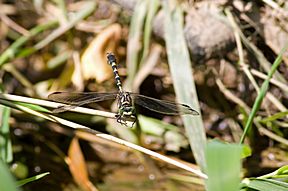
[{"xmin": 0, "ymin": 0, "xmax": 288, "ymax": 190}]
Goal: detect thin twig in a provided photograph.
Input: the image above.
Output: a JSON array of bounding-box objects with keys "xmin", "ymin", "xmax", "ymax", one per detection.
[
  {"xmin": 255, "ymin": 121, "xmax": 288, "ymax": 146},
  {"xmin": 3, "ymin": 64, "xmax": 36, "ymax": 96},
  {"xmin": 34, "ymin": 1, "xmax": 96, "ymax": 50},
  {"xmin": 215, "ymin": 78, "xmax": 250, "ymax": 113},
  {"xmin": 0, "ymin": 13, "xmax": 30, "ymax": 36},
  {"xmin": 225, "ymin": 8, "xmax": 287, "ymax": 112},
  {"xmin": 251, "ymin": 69, "xmax": 288, "ymax": 92}
]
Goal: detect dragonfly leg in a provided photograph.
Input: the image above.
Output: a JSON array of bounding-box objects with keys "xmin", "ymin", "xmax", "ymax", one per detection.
[
  {"xmin": 115, "ymin": 114, "xmax": 128, "ymax": 126},
  {"xmin": 115, "ymin": 113, "xmax": 138, "ymax": 127},
  {"xmin": 131, "ymin": 116, "xmax": 137, "ymax": 126},
  {"xmin": 52, "ymin": 105, "xmax": 70, "ymax": 113}
]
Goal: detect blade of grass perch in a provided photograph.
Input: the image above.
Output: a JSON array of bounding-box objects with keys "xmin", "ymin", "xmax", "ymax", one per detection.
[
  {"xmin": 77, "ymin": 131, "xmax": 207, "ymax": 179},
  {"xmin": 0, "ymin": 93, "xmax": 116, "ymax": 119},
  {"xmin": 0, "ymin": 97, "xmax": 207, "ymax": 178},
  {"xmin": 163, "ymin": 1, "xmax": 206, "ymax": 171},
  {"xmin": 239, "ymin": 44, "xmax": 288, "ymax": 144}
]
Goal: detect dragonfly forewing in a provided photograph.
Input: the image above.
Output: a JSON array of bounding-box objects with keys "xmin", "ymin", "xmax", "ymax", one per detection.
[
  {"xmin": 48, "ymin": 92, "xmax": 118, "ymax": 113},
  {"xmin": 131, "ymin": 94, "xmax": 199, "ymax": 115}
]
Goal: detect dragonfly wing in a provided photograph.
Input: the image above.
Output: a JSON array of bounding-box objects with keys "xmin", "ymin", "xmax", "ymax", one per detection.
[
  {"xmin": 131, "ymin": 94, "xmax": 199, "ymax": 115},
  {"xmin": 48, "ymin": 92, "xmax": 118, "ymax": 113}
]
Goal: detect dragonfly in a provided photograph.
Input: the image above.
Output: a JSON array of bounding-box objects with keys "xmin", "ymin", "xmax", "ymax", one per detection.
[{"xmin": 48, "ymin": 53, "xmax": 199, "ymax": 126}]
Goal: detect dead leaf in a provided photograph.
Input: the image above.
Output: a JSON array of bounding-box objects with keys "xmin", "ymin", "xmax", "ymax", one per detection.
[
  {"xmin": 71, "ymin": 51, "xmax": 84, "ymax": 91},
  {"xmin": 81, "ymin": 24, "xmax": 122, "ymax": 82},
  {"xmin": 67, "ymin": 137, "xmax": 98, "ymax": 191}
]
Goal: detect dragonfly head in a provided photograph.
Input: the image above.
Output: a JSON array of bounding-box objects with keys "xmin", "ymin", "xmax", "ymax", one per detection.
[{"xmin": 118, "ymin": 91, "xmax": 132, "ymax": 107}]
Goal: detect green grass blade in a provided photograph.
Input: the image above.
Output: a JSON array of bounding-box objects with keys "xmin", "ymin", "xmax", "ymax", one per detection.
[
  {"xmin": 258, "ymin": 165, "xmax": 288, "ymax": 179},
  {"xmin": 126, "ymin": 0, "xmax": 148, "ymax": 90},
  {"xmin": 163, "ymin": 1, "xmax": 206, "ymax": 170},
  {"xmin": 17, "ymin": 172, "xmax": 50, "ymax": 187},
  {"xmin": 0, "ymin": 105, "xmax": 12, "ymax": 163},
  {"xmin": 259, "ymin": 111, "xmax": 288, "ymax": 123},
  {"xmin": 0, "ymin": 85, "xmax": 12, "ymax": 163},
  {"xmin": 140, "ymin": 0, "xmax": 160, "ymax": 66},
  {"xmin": 240, "ymin": 44, "xmax": 288, "ymax": 144},
  {"xmin": 0, "ymin": 21, "xmax": 58, "ymax": 66},
  {"xmin": 241, "ymin": 178, "xmax": 288, "ymax": 191},
  {"xmin": 34, "ymin": 1, "xmax": 96, "ymax": 50},
  {"xmin": 206, "ymin": 141, "xmax": 242, "ymax": 191}
]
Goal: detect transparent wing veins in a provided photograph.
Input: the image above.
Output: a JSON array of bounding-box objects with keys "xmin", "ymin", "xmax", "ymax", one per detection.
[
  {"xmin": 48, "ymin": 92, "xmax": 118, "ymax": 113},
  {"xmin": 131, "ymin": 93, "xmax": 199, "ymax": 115}
]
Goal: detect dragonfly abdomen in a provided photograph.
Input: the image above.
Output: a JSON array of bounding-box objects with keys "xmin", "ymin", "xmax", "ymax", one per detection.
[{"xmin": 107, "ymin": 53, "xmax": 123, "ymax": 92}]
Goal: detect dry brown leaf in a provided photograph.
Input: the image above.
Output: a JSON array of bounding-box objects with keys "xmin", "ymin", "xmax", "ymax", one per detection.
[
  {"xmin": 67, "ymin": 137, "xmax": 98, "ymax": 191},
  {"xmin": 81, "ymin": 24, "xmax": 121, "ymax": 82}
]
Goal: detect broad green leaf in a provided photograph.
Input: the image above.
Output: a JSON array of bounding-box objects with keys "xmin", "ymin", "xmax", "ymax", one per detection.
[
  {"xmin": 241, "ymin": 144, "xmax": 252, "ymax": 158},
  {"xmin": 0, "ymin": 161, "xmax": 19, "ymax": 191},
  {"xmin": 206, "ymin": 141, "xmax": 242, "ymax": 191}
]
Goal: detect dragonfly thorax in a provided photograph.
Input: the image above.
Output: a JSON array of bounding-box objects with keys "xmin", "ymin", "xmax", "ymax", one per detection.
[
  {"xmin": 116, "ymin": 91, "xmax": 136, "ymax": 125},
  {"xmin": 120, "ymin": 106, "xmax": 134, "ymax": 115}
]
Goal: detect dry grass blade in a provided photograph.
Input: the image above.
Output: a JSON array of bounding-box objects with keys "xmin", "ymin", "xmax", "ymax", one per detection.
[
  {"xmin": 226, "ymin": 8, "xmax": 287, "ymax": 112},
  {"xmin": 0, "ymin": 93, "xmax": 116, "ymax": 119},
  {"xmin": 0, "ymin": 96, "xmax": 207, "ymax": 179},
  {"xmin": 225, "ymin": 8, "xmax": 287, "ymax": 84},
  {"xmin": 76, "ymin": 131, "xmax": 207, "ymax": 179},
  {"xmin": 163, "ymin": 1, "xmax": 206, "ymax": 171}
]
